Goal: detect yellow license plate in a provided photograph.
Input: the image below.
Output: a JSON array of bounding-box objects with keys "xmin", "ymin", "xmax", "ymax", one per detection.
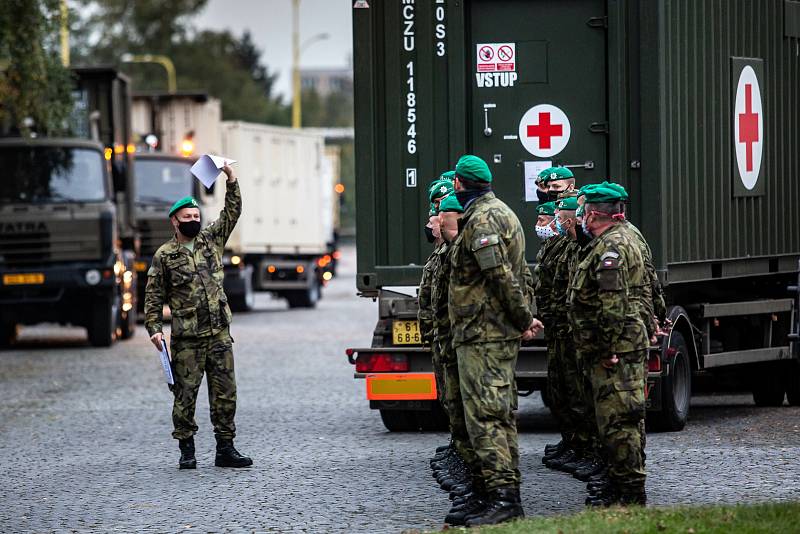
[
  {"xmin": 3, "ymin": 273, "xmax": 45, "ymax": 285},
  {"xmin": 393, "ymin": 319, "xmax": 421, "ymax": 345},
  {"xmin": 134, "ymin": 261, "xmax": 148, "ymax": 272}
]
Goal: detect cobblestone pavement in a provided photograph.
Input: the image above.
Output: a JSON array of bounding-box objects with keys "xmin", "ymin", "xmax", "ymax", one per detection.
[{"xmin": 1, "ymin": 245, "xmax": 799, "ymax": 533}]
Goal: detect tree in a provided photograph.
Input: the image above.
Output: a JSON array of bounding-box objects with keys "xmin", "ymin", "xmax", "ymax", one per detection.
[{"xmin": 0, "ymin": 0, "xmax": 73, "ymax": 136}]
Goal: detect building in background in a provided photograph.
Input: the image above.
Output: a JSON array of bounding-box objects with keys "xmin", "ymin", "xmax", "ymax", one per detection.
[{"xmin": 300, "ymin": 67, "xmax": 353, "ymax": 98}]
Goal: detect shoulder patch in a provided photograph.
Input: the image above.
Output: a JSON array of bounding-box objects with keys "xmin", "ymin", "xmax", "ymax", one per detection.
[
  {"xmin": 600, "ymin": 251, "xmax": 620, "ymax": 261},
  {"xmin": 599, "ymin": 256, "xmax": 620, "ymax": 270},
  {"xmin": 472, "ymin": 234, "xmax": 500, "ymax": 251}
]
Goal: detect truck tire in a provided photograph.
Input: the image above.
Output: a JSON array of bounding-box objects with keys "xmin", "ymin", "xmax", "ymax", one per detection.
[
  {"xmin": 88, "ymin": 295, "xmax": 116, "ymax": 347},
  {"xmin": 118, "ymin": 304, "xmax": 136, "ymax": 340},
  {"xmin": 649, "ymin": 331, "xmax": 691, "ymax": 431},
  {"xmin": 286, "ymin": 281, "xmax": 320, "ymax": 309},
  {"xmin": 786, "ymin": 361, "xmax": 800, "ymax": 406},
  {"xmin": 752, "ymin": 364, "xmax": 786, "ymax": 406},
  {"xmin": 379, "ymin": 409, "xmax": 421, "ymax": 432},
  {"xmin": 229, "ymin": 274, "xmax": 255, "ymax": 312}
]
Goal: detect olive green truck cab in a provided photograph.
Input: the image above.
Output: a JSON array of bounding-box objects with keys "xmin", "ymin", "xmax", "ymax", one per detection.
[
  {"xmin": 347, "ymin": 0, "xmax": 800, "ymax": 432},
  {"xmin": 0, "ymin": 67, "xmax": 138, "ymax": 347}
]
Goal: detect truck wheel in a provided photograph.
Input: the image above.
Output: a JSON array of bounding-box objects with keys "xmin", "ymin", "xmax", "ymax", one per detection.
[
  {"xmin": 88, "ymin": 295, "xmax": 115, "ymax": 347},
  {"xmin": 118, "ymin": 304, "xmax": 136, "ymax": 340},
  {"xmin": 786, "ymin": 361, "xmax": 800, "ymax": 406},
  {"xmin": 229, "ymin": 274, "xmax": 255, "ymax": 312},
  {"xmin": 379, "ymin": 410, "xmax": 421, "ymax": 432},
  {"xmin": 650, "ymin": 331, "xmax": 691, "ymax": 431},
  {"xmin": 752, "ymin": 364, "xmax": 787, "ymax": 406},
  {"xmin": 0, "ymin": 322, "xmax": 17, "ymax": 348},
  {"xmin": 286, "ymin": 281, "xmax": 320, "ymax": 309}
]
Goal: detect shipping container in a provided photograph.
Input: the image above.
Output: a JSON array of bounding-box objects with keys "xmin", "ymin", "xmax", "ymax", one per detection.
[{"xmin": 349, "ymin": 0, "xmax": 800, "ymax": 432}]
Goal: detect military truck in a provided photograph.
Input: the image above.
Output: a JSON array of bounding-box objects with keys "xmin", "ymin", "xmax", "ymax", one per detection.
[
  {"xmin": 347, "ymin": 0, "xmax": 800, "ymax": 431},
  {"xmin": 0, "ymin": 67, "xmax": 138, "ymax": 347}
]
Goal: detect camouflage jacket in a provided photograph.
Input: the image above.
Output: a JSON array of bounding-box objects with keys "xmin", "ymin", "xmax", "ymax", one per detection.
[
  {"xmin": 625, "ymin": 222, "xmax": 667, "ymax": 335},
  {"xmin": 431, "ymin": 243, "xmax": 453, "ymax": 342},
  {"xmin": 552, "ymin": 239, "xmax": 581, "ymax": 336},
  {"xmin": 448, "ymin": 192, "xmax": 534, "ymax": 347},
  {"xmin": 533, "ymin": 236, "xmax": 568, "ymax": 333},
  {"xmin": 145, "ymin": 180, "xmax": 242, "ymax": 339},
  {"xmin": 566, "ymin": 224, "xmax": 649, "ymax": 357},
  {"xmin": 418, "ymin": 242, "xmax": 446, "ymax": 344}
]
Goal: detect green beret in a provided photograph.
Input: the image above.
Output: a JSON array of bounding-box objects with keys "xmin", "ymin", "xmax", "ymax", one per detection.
[
  {"xmin": 557, "ymin": 196, "xmax": 580, "ymax": 211},
  {"xmin": 539, "ymin": 166, "xmax": 574, "ymax": 184},
  {"xmin": 536, "ymin": 201, "xmax": 557, "ymax": 216},
  {"xmin": 439, "ymin": 170, "xmax": 456, "ymax": 181},
  {"xmin": 583, "ymin": 182, "xmax": 629, "ymax": 204},
  {"xmin": 169, "ymin": 196, "xmax": 200, "ymax": 217},
  {"xmin": 455, "ymin": 155, "xmax": 492, "ymax": 183},
  {"xmin": 438, "ymin": 194, "xmax": 464, "ymax": 213},
  {"xmin": 428, "ymin": 179, "xmax": 454, "ymax": 202}
]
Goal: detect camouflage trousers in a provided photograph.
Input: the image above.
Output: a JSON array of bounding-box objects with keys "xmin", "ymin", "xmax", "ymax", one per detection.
[
  {"xmin": 431, "ymin": 339, "xmax": 446, "ymax": 407},
  {"xmin": 553, "ymin": 332, "xmax": 596, "ymax": 455},
  {"xmin": 170, "ymin": 328, "xmax": 237, "ymax": 441},
  {"xmin": 588, "ymin": 350, "xmax": 647, "ymax": 493},
  {"xmin": 457, "ymin": 340, "xmax": 521, "ymax": 491},
  {"xmin": 438, "ymin": 337, "xmax": 480, "ymax": 487}
]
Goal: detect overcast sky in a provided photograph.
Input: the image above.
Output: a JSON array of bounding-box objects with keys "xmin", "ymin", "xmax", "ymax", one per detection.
[{"xmin": 194, "ymin": 0, "xmax": 353, "ymax": 98}]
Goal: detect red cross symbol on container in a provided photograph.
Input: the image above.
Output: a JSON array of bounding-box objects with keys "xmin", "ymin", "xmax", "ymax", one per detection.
[
  {"xmin": 738, "ymin": 84, "xmax": 759, "ymax": 172},
  {"xmin": 518, "ymin": 104, "xmax": 571, "ymax": 157},
  {"xmin": 526, "ymin": 112, "xmax": 563, "ymax": 150},
  {"xmin": 733, "ymin": 64, "xmax": 763, "ymax": 191}
]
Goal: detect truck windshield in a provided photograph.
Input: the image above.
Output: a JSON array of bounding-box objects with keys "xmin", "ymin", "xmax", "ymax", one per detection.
[
  {"xmin": 0, "ymin": 146, "xmax": 107, "ymax": 203},
  {"xmin": 134, "ymin": 159, "xmax": 193, "ymax": 205}
]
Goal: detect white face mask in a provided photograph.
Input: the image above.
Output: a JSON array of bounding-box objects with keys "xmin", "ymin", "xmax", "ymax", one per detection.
[{"xmin": 535, "ymin": 225, "xmax": 557, "ymax": 241}]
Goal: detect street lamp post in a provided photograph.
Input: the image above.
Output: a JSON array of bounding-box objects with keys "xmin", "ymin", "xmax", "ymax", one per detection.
[
  {"xmin": 120, "ymin": 54, "xmax": 177, "ymax": 94},
  {"xmin": 291, "ymin": 0, "xmax": 329, "ymax": 128}
]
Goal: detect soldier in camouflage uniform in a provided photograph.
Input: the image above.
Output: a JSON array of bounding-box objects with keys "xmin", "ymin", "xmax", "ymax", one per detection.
[
  {"xmin": 567, "ymin": 183, "xmax": 649, "ymax": 506},
  {"xmin": 446, "ymin": 155, "xmax": 543, "ymax": 527},
  {"xmin": 145, "ymin": 165, "xmax": 252, "ymax": 470},
  {"xmin": 432, "ymin": 194, "xmax": 485, "ymax": 523},
  {"xmin": 418, "ymin": 175, "xmax": 454, "ymax": 414}
]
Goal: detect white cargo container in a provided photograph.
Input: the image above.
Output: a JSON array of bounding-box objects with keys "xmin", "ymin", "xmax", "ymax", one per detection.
[{"xmin": 214, "ymin": 121, "xmax": 334, "ymax": 308}]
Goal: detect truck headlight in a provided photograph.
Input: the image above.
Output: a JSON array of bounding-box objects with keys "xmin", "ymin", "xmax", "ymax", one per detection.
[{"xmin": 85, "ymin": 269, "xmax": 101, "ymax": 285}]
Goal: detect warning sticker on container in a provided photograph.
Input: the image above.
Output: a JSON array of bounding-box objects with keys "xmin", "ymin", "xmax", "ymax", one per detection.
[{"xmin": 476, "ymin": 43, "xmax": 515, "ymax": 72}]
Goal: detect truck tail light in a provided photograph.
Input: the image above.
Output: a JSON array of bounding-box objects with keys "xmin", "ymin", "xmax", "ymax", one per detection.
[
  {"xmin": 355, "ymin": 353, "xmax": 409, "ymax": 373},
  {"xmin": 648, "ymin": 351, "xmax": 662, "ymax": 372}
]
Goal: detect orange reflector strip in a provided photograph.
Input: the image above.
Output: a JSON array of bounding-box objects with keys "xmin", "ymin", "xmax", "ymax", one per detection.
[{"xmin": 365, "ymin": 373, "xmax": 437, "ymax": 401}]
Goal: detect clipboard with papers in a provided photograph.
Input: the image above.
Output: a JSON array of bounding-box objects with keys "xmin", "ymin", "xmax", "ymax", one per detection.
[{"xmin": 157, "ymin": 341, "xmax": 175, "ymax": 385}]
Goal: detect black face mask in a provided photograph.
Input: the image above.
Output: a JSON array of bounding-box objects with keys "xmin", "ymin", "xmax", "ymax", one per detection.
[
  {"xmin": 178, "ymin": 220, "xmax": 201, "ymax": 238},
  {"xmin": 547, "ymin": 190, "xmax": 562, "ymax": 202},
  {"xmin": 455, "ymin": 188, "xmax": 489, "ymax": 209},
  {"xmin": 575, "ymin": 224, "xmax": 593, "ymax": 248},
  {"xmin": 536, "ymin": 189, "xmax": 550, "ymax": 203},
  {"xmin": 424, "ymin": 225, "xmax": 436, "ymax": 243}
]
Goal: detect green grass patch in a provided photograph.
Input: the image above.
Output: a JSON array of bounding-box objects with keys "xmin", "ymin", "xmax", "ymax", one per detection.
[{"xmin": 437, "ymin": 501, "xmax": 800, "ymax": 533}]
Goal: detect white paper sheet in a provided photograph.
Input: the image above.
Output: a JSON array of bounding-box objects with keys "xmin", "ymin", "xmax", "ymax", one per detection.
[
  {"xmin": 157, "ymin": 341, "xmax": 174, "ymax": 385},
  {"xmin": 523, "ymin": 160, "xmax": 552, "ymax": 202},
  {"xmin": 190, "ymin": 154, "xmax": 237, "ymax": 189}
]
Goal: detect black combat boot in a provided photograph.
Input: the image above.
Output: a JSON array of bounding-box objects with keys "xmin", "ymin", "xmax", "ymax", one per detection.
[
  {"xmin": 543, "ymin": 439, "xmax": 564, "ymax": 456},
  {"xmin": 585, "ymin": 481, "xmax": 615, "ymax": 507},
  {"xmin": 214, "ymin": 439, "xmax": 253, "ymax": 468},
  {"xmin": 561, "ymin": 454, "xmax": 594, "ymax": 475},
  {"xmin": 542, "ymin": 443, "xmax": 568, "ymax": 463},
  {"xmin": 545, "ymin": 448, "xmax": 577, "ymax": 470},
  {"xmin": 449, "ymin": 482, "xmax": 472, "ymax": 500},
  {"xmin": 178, "ymin": 437, "xmax": 196, "ymax": 469},
  {"xmin": 430, "ymin": 444, "xmax": 451, "ymax": 465},
  {"xmin": 444, "ymin": 491, "xmax": 488, "ymax": 526},
  {"xmin": 574, "ymin": 457, "xmax": 606, "ymax": 481},
  {"xmin": 617, "ymin": 488, "xmax": 647, "ymax": 507},
  {"xmin": 465, "ymin": 487, "xmax": 524, "ymax": 527}
]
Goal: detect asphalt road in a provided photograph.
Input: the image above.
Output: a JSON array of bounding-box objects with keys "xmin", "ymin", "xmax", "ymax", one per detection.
[{"xmin": 1, "ymin": 245, "xmax": 799, "ymax": 533}]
